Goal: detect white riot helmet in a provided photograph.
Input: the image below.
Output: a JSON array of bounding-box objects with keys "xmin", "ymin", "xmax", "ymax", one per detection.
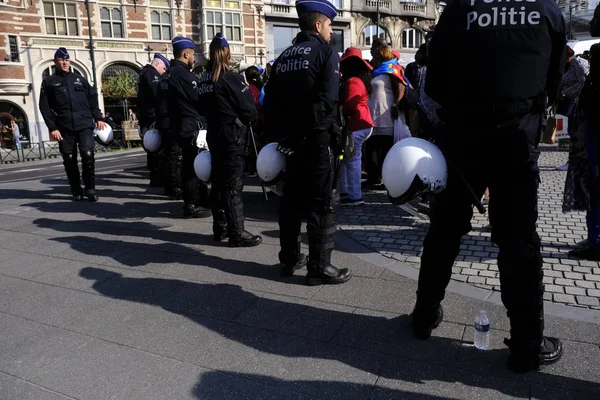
[
  {"xmin": 382, "ymin": 138, "xmax": 448, "ymax": 204},
  {"xmin": 257, "ymin": 142, "xmax": 286, "ymax": 196},
  {"xmin": 194, "ymin": 150, "xmax": 212, "ymax": 184},
  {"xmin": 94, "ymin": 124, "xmax": 113, "ymax": 146},
  {"xmin": 142, "ymin": 127, "xmax": 162, "ymax": 153}
]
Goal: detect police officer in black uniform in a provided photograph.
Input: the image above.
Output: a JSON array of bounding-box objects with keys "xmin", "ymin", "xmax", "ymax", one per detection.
[
  {"xmin": 39, "ymin": 47, "xmax": 105, "ymax": 202},
  {"xmin": 137, "ymin": 53, "xmax": 170, "ymax": 188},
  {"xmin": 413, "ymin": 0, "xmax": 567, "ymax": 372},
  {"xmin": 263, "ymin": 0, "xmax": 352, "ymax": 285},
  {"xmin": 166, "ymin": 37, "xmax": 211, "ymax": 218},
  {"xmin": 199, "ymin": 33, "xmax": 262, "ymax": 247},
  {"xmin": 156, "ymin": 59, "xmax": 183, "ymax": 200}
]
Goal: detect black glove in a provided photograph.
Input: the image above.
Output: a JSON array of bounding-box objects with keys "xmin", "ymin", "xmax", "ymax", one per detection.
[{"xmin": 277, "ymin": 136, "xmax": 297, "ymax": 156}]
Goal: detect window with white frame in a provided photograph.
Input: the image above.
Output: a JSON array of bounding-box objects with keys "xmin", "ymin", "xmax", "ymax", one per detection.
[
  {"xmin": 100, "ymin": 7, "xmax": 123, "ymax": 38},
  {"xmin": 205, "ymin": 11, "xmax": 241, "ymax": 42},
  {"xmin": 362, "ymin": 24, "xmax": 385, "ymax": 47},
  {"xmin": 43, "ymin": 2, "xmax": 78, "ymax": 36},
  {"xmin": 151, "ymin": 10, "xmax": 172, "ymax": 40},
  {"xmin": 402, "ymin": 28, "xmax": 422, "ymax": 49},
  {"xmin": 329, "ymin": 0, "xmax": 342, "ymax": 9},
  {"xmin": 9, "ymin": 36, "xmax": 19, "ymax": 62}
]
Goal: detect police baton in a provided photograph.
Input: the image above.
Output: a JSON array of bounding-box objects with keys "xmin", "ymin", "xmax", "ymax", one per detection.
[
  {"xmin": 445, "ymin": 159, "xmax": 486, "ymax": 215},
  {"xmin": 248, "ymin": 125, "xmax": 268, "ymax": 201}
]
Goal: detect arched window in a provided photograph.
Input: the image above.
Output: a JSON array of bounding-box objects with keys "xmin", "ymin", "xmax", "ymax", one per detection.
[
  {"xmin": 402, "ymin": 28, "xmax": 423, "ymax": 49},
  {"xmin": 0, "ymin": 102, "xmax": 31, "ymax": 145},
  {"xmin": 362, "ymin": 24, "xmax": 386, "ymax": 47},
  {"xmin": 100, "ymin": 7, "xmax": 123, "ymax": 38},
  {"xmin": 41, "ymin": 64, "xmax": 84, "ymax": 81},
  {"xmin": 101, "ymin": 63, "xmax": 139, "ymax": 83},
  {"xmin": 151, "ymin": 11, "xmax": 172, "ymax": 40}
]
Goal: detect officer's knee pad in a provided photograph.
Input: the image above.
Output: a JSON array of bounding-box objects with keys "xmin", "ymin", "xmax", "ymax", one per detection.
[
  {"xmin": 81, "ymin": 150, "xmax": 94, "ymax": 164},
  {"xmin": 61, "ymin": 153, "xmax": 75, "ymax": 164}
]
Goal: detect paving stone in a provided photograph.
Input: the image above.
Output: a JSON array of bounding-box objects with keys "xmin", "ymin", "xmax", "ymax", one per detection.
[
  {"xmin": 576, "ymin": 280, "xmax": 596, "ymax": 289},
  {"xmin": 576, "ymin": 296, "xmax": 600, "ymax": 307},
  {"xmin": 585, "ymin": 274, "xmax": 600, "ymax": 282},
  {"xmin": 553, "ymin": 294, "xmax": 576, "ymax": 304},
  {"xmin": 565, "ymin": 287, "xmax": 586, "ymax": 296},
  {"xmin": 545, "ymin": 285, "xmax": 565, "ymax": 294},
  {"xmin": 555, "ymin": 278, "xmax": 575, "ymax": 286},
  {"xmin": 587, "ymin": 289, "xmax": 600, "ymax": 297}
]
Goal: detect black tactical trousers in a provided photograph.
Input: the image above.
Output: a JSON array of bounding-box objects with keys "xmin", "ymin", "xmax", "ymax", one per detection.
[
  {"xmin": 417, "ymin": 113, "xmax": 544, "ymax": 350},
  {"xmin": 210, "ymin": 147, "xmax": 246, "ymax": 237},
  {"xmin": 279, "ymin": 133, "xmax": 335, "ymax": 271},
  {"xmin": 58, "ymin": 128, "xmax": 96, "ymax": 195},
  {"xmin": 162, "ymin": 132, "xmax": 181, "ymax": 192},
  {"xmin": 177, "ymin": 136, "xmax": 209, "ymax": 207}
]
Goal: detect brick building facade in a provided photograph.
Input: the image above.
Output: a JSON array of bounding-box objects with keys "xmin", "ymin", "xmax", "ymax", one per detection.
[{"xmin": 0, "ymin": 0, "xmax": 265, "ymax": 144}]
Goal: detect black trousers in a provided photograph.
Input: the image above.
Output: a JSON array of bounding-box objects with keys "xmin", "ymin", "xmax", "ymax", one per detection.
[
  {"xmin": 162, "ymin": 131, "xmax": 181, "ymax": 192},
  {"xmin": 58, "ymin": 128, "xmax": 96, "ymax": 195},
  {"xmin": 279, "ymin": 133, "xmax": 335, "ymax": 271},
  {"xmin": 210, "ymin": 146, "xmax": 246, "ymax": 237},
  {"xmin": 417, "ymin": 113, "xmax": 544, "ymax": 349},
  {"xmin": 177, "ymin": 136, "xmax": 209, "ymax": 207},
  {"xmin": 365, "ymin": 134, "xmax": 394, "ymax": 183}
]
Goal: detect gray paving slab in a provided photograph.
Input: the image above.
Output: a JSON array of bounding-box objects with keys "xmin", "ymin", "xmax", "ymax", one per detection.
[
  {"xmin": 234, "ymin": 291, "xmax": 355, "ymax": 342},
  {"xmin": 310, "ymin": 276, "xmax": 418, "ymax": 315},
  {"xmin": 530, "ymin": 384, "xmax": 600, "ymax": 400},
  {"xmin": 0, "ymin": 372, "xmax": 74, "ymax": 400},
  {"xmin": 63, "ymin": 297, "xmax": 273, "ymax": 372},
  {"xmin": 29, "ymin": 261, "xmax": 120, "ymax": 291},
  {"xmin": 0, "ymin": 253, "xmax": 69, "ymax": 279},
  {"xmin": 241, "ymin": 333, "xmax": 390, "ymax": 400},
  {"xmin": 371, "ymin": 357, "xmax": 529, "ymax": 400},
  {"xmin": 0, "ymin": 275, "xmax": 110, "ymax": 327},
  {"xmin": 157, "ymin": 281, "xmax": 261, "ymax": 321},
  {"xmin": 193, "ymin": 370, "xmax": 319, "ymax": 400},
  {"xmin": 331, "ymin": 308, "xmax": 465, "ymax": 366}
]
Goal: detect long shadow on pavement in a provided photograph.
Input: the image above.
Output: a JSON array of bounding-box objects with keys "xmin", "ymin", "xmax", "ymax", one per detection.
[{"xmin": 79, "ymin": 267, "xmax": 600, "ymax": 400}]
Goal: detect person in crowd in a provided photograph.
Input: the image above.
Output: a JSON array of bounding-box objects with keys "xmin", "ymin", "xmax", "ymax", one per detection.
[
  {"xmin": 199, "ymin": 33, "xmax": 262, "ymax": 247},
  {"xmin": 166, "ymin": 36, "xmax": 211, "ymax": 218},
  {"xmin": 338, "ymin": 47, "xmax": 374, "ymax": 206},
  {"xmin": 263, "ymin": 0, "xmax": 352, "ymax": 284},
  {"xmin": 39, "ymin": 47, "xmax": 105, "ymax": 202},
  {"xmin": 156, "ymin": 57, "xmax": 183, "ymax": 200},
  {"xmin": 11, "ymin": 120, "xmax": 21, "ymax": 150},
  {"xmin": 564, "ymin": 43, "xmax": 600, "ymax": 261},
  {"xmin": 365, "ymin": 45, "xmax": 405, "ymax": 189},
  {"xmin": 413, "ymin": 0, "xmax": 567, "ymax": 373},
  {"xmin": 244, "ymin": 65, "xmax": 264, "ymax": 177},
  {"xmin": 137, "ymin": 53, "xmax": 170, "ymax": 187}
]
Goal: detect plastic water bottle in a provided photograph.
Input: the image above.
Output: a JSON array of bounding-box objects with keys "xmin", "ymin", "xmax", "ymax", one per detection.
[{"xmin": 474, "ymin": 310, "xmax": 490, "ymax": 350}]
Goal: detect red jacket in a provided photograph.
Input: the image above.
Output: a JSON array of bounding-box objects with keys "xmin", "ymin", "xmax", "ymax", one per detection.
[{"xmin": 342, "ymin": 77, "xmax": 374, "ymax": 132}]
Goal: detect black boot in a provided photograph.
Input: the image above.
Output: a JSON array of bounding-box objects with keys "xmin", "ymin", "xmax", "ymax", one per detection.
[
  {"xmin": 213, "ymin": 209, "xmax": 229, "ymax": 242},
  {"xmin": 183, "ymin": 204, "xmax": 211, "ymax": 218},
  {"xmin": 223, "ymin": 178, "xmax": 261, "ymax": 247},
  {"xmin": 306, "ymin": 264, "xmax": 352, "ymax": 286},
  {"xmin": 305, "ymin": 212, "xmax": 352, "ymax": 286},
  {"xmin": 229, "ymin": 230, "xmax": 262, "ymax": 247},
  {"xmin": 81, "ymin": 150, "xmax": 98, "ymax": 202},
  {"xmin": 412, "ymin": 303, "xmax": 444, "ymax": 340},
  {"xmin": 505, "ymin": 336, "xmax": 563, "ymax": 373},
  {"xmin": 281, "ymin": 253, "xmax": 308, "ymax": 277},
  {"xmin": 62, "ymin": 153, "xmax": 83, "ymax": 198}
]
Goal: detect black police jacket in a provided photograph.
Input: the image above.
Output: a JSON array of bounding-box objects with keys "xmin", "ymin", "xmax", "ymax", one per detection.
[
  {"xmin": 137, "ymin": 64, "xmax": 161, "ymax": 128},
  {"xmin": 39, "ymin": 70, "xmax": 102, "ymax": 132},
  {"xmin": 201, "ymin": 69, "xmax": 257, "ymax": 150},
  {"xmin": 425, "ymin": 0, "xmax": 567, "ymax": 120},
  {"xmin": 155, "ymin": 65, "xmax": 173, "ymax": 133},
  {"xmin": 262, "ymin": 32, "xmax": 340, "ymax": 142},
  {"xmin": 166, "ymin": 59, "xmax": 204, "ymax": 137}
]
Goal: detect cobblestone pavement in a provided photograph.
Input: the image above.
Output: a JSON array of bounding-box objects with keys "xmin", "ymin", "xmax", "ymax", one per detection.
[{"xmin": 337, "ymin": 145, "xmax": 600, "ymax": 309}]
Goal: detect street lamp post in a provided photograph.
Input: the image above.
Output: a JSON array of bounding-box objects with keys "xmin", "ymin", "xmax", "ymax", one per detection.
[
  {"xmin": 376, "ymin": 0, "xmax": 380, "ymax": 38},
  {"xmin": 84, "ymin": 0, "xmax": 97, "ymax": 92}
]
